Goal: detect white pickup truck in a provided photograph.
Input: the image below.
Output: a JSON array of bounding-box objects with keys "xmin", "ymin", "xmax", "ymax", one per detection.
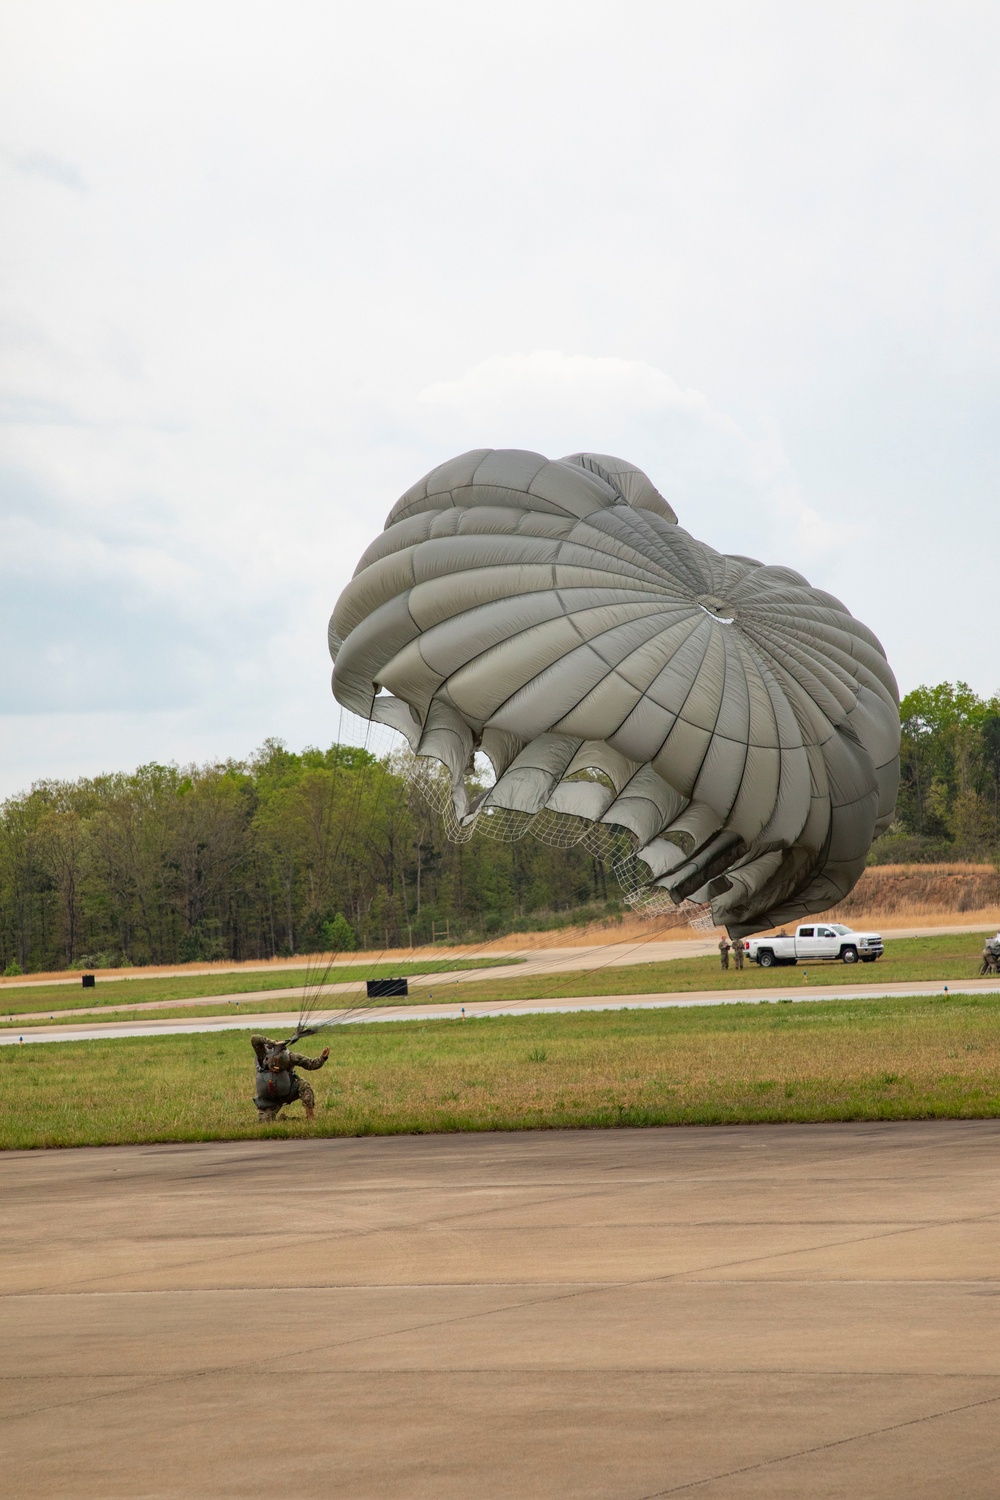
[{"xmin": 745, "ymin": 924, "xmax": 884, "ymax": 967}]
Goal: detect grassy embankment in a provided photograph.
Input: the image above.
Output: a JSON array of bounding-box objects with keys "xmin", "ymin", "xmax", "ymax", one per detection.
[
  {"xmin": 1, "ymin": 932, "xmax": 992, "ymax": 1029},
  {"xmin": 4, "ymin": 989, "xmax": 1000, "ymax": 1149}
]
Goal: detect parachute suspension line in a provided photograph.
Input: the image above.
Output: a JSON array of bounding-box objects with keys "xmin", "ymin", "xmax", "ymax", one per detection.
[
  {"xmin": 296, "ymin": 710, "xmax": 380, "ymax": 1039},
  {"xmin": 429, "ymin": 918, "xmax": 682, "ymax": 1008},
  {"xmin": 281, "ymin": 743, "xmax": 718, "ymax": 1028},
  {"xmin": 286, "ymin": 811, "xmax": 722, "ymax": 1036},
  {"xmin": 284, "ymin": 696, "xmax": 367, "ymax": 1038},
  {"xmin": 295, "ymin": 712, "xmax": 434, "ymax": 1039},
  {"xmin": 444, "ymin": 915, "xmax": 712, "ymax": 1027},
  {"xmin": 398, "ymin": 748, "xmax": 713, "ymax": 931},
  {"xmin": 290, "ymin": 702, "xmax": 362, "ymax": 1036},
  {"xmin": 346, "ymin": 726, "xmax": 419, "ymax": 990},
  {"xmin": 291, "ymin": 906, "xmax": 702, "ymax": 1039},
  {"xmin": 290, "ymin": 856, "xmax": 678, "ymax": 1037},
  {"xmin": 289, "ymin": 713, "xmax": 722, "ymax": 1041}
]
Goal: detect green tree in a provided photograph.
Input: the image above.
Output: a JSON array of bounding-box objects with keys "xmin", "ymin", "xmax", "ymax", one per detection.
[
  {"xmin": 322, "ymin": 912, "xmax": 358, "ymax": 952},
  {"xmin": 894, "ymin": 682, "xmax": 1000, "ymax": 859}
]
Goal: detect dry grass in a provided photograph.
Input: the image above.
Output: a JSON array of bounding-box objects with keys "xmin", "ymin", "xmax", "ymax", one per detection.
[
  {"xmin": 819, "ymin": 863, "xmax": 1000, "ymax": 926},
  {"xmin": 0, "ymin": 949, "xmax": 460, "ymax": 988},
  {"xmin": 5, "ymin": 992, "xmax": 1000, "ymax": 1149},
  {"xmin": 483, "ymin": 864, "xmax": 1000, "ymax": 944}
]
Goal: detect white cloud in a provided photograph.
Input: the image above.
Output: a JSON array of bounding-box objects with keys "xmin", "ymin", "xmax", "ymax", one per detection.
[{"xmin": 0, "ymin": 145, "xmax": 85, "ymax": 191}]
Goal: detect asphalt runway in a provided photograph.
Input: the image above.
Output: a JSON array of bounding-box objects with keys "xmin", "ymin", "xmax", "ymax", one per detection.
[{"xmin": 5, "ymin": 1122, "xmax": 1000, "ymax": 1498}]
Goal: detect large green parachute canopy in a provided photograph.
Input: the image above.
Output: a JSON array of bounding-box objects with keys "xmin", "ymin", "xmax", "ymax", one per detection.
[{"xmin": 330, "ymin": 450, "xmax": 899, "ymax": 937}]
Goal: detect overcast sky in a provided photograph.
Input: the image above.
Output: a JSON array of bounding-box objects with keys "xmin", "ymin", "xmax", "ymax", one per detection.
[{"xmin": 1, "ymin": 1, "xmax": 997, "ymax": 797}]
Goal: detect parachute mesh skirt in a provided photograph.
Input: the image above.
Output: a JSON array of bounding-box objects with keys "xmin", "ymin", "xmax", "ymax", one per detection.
[{"xmin": 329, "ymin": 449, "xmax": 900, "ymax": 938}]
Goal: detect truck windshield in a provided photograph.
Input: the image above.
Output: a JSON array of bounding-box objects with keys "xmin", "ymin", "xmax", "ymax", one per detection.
[{"xmin": 829, "ymin": 924, "xmax": 851, "ymax": 935}]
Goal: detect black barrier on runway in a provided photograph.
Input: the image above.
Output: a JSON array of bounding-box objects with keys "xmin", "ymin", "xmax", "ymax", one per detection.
[{"xmin": 366, "ymin": 978, "xmax": 408, "ymax": 998}]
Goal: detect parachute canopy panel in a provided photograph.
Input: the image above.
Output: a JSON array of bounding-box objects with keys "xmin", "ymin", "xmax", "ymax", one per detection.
[{"xmin": 330, "ymin": 449, "xmax": 899, "ymax": 937}]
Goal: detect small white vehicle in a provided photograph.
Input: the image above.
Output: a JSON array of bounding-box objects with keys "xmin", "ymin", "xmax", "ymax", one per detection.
[{"xmin": 746, "ymin": 923, "xmax": 884, "ymax": 968}]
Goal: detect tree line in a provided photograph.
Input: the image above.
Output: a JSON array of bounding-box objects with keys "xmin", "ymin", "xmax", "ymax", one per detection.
[{"xmin": 0, "ymin": 739, "xmax": 613, "ymax": 973}]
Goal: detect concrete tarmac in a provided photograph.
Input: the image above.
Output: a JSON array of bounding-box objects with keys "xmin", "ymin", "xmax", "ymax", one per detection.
[{"xmin": 4, "ymin": 1122, "xmax": 1000, "ymax": 1497}]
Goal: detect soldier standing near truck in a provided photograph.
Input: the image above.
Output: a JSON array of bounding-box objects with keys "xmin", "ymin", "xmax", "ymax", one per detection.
[
  {"xmin": 732, "ymin": 937, "xmax": 745, "ymax": 971},
  {"xmin": 718, "ymin": 936, "xmax": 731, "ymax": 970}
]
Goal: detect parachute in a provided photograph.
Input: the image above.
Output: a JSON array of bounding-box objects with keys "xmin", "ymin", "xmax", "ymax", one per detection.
[{"xmin": 329, "ymin": 449, "xmax": 899, "ymax": 938}]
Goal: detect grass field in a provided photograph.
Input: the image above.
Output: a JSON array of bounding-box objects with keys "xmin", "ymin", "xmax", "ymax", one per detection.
[
  {"xmin": 0, "ymin": 955, "xmax": 519, "ymax": 1020},
  {"xmin": 5, "ymin": 990, "xmax": 1000, "ymax": 1149},
  {"xmin": 7, "ymin": 931, "xmax": 992, "ymax": 1034}
]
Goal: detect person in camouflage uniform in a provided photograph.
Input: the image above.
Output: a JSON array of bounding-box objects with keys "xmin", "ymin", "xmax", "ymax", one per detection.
[{"xmin": 251, "ymin": 1034, "xmax": 329, "ymax": 1122}]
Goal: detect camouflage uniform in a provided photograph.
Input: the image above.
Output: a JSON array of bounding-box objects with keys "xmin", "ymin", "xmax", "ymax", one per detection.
[
  {"xmin": 251, "ymin": 1034, "xmax": 328, "ymax": 1119},
  {"xmin": 732, "ymin": 938, "xmax": 745, "ymax": 970},
  {"xmin": 718, "ymin": 938, "xmax": 731, "ymax": 970}
]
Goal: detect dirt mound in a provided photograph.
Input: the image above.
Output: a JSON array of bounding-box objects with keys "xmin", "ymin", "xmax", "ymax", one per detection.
[{"xmin": 821, "ymin": 863, "xmax": 1000, "ymax": 924}]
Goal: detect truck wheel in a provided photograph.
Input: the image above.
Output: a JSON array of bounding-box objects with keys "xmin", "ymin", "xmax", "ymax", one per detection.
[
  {"xmin": 757, "ymin": 949, "xmax": 775, "ymax": 968},
  {"xmin": 841, "ymin": 946, "xmax": 858, "ymax": 964}
]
